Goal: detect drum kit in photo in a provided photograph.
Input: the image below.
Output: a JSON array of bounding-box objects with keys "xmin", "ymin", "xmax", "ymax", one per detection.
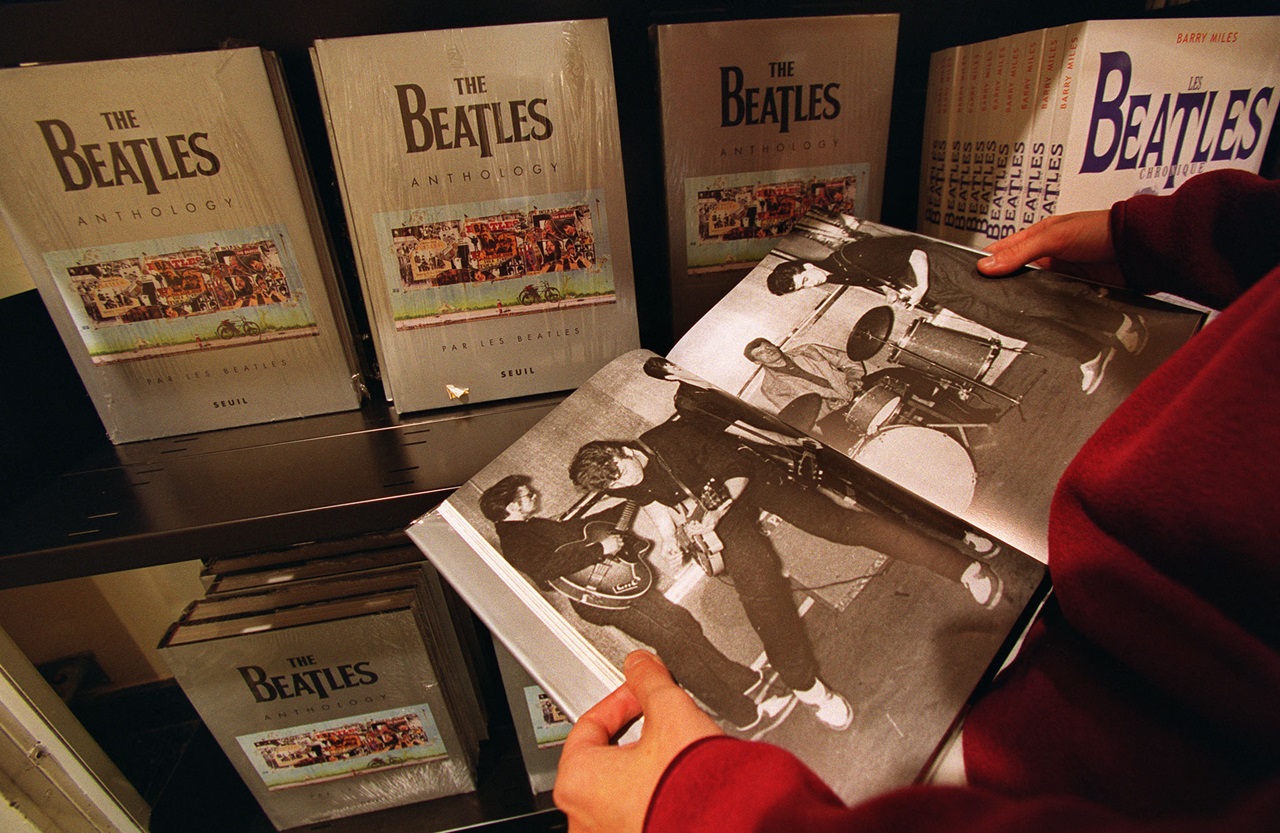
[{"xmin": 811, "ymin": 304, "xmax": 1029, "ymax": 512}]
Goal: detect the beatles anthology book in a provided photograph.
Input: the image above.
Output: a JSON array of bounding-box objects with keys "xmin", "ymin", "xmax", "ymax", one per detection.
[
  {"xmin": 655, "ymin": 14, "xmax": 898, "ymax": 334},
  {"xmin": 493, "ymin": 639, "xmax": 569, "ymax": 796},
  {"xmin": 159, "ymin": 583, "xmax": 480, "ymax": 829},
  {"xmin": 0, "ymin": 48, "xmax": 363, "ymax": 443},
  {"xmin": 407, "ymin": 208, "xmax": 1205, "ymax": 804},
  {"xmin": 311, "ymin": 19, "xmax": 640, "ymax": 413},
  {"xmin": 919, "ymin": 15, "xmax": 1280, "ymax": 247}
]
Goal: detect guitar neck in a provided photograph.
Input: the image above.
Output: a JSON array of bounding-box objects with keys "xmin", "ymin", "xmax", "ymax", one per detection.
[{"xmin": 615, "ymin": 500, "xmax": 638, "ymax": 533}]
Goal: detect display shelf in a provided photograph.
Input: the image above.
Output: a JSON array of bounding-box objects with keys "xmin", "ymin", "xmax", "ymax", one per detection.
[{"xmin": 0, "ymin": 393, "xmax": 562, "ymax": 589}]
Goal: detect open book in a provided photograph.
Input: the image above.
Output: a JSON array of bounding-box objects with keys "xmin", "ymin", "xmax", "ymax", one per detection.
[{"xmin": 407, "ymin": 209, "xmax": 1203, "ymax": 803}]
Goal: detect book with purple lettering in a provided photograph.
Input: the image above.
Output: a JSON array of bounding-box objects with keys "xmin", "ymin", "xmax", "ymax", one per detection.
[{"xmin": 921, "ymin": 15, "xmax": 1280, "ymax": 248}]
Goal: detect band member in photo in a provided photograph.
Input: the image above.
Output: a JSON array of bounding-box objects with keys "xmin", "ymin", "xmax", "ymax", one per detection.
[
  {"xmin": 765, "ymin": 230, "xmax": 1148, "ymax": 394},
  {"xmin": 742, "ymin": 338, "xmax": 865, "ymax": 429},
  {"xmin": 642, "ymin": 357, "xmax": 806, "ymax": 449},
  {"xmin": 643, "ymin": 356, "xmax": 1001, "ymax": 543},
  {"xmin": 568, "ymin": 412, "xmax": 1006, "ymax": 730},
  {"xmin": 479, "ymin": 475, "xmax": 794, "ymax": 736}
]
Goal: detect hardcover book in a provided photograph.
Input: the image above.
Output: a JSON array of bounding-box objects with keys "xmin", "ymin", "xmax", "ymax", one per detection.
[
  {"xmin": 201, "ymin": 536, "xmax": 422, "ymax": 593},
  {"xmin": 310, "ymin": 20, "xmax": 640, "ymax": 413},
  {"xmin": 920, "ymin": 16, "xmax": 1280, "ymax": 247},
  {"xmin": 0, "ymin": 47, "xmax": 363, "ymax": 443},
  {"xmin": 493, "ymin": 639, "xmax": 569, "ymax": 796},
  {"xmin": 407, "ymin": 208, "xmax": 1204, "ymax": 804},
  {"xmin": 159, "ymin": 586, "xmax": 479, "ymax": 830},
  {"xmin": 655, "ymin": 14, "xmax": 899, "ymax": 334}
]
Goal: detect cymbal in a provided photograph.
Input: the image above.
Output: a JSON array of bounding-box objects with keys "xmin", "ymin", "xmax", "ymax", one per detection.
[{"xmin": 846, "ymin": 305, "xmax": 895, "ymax": 360}]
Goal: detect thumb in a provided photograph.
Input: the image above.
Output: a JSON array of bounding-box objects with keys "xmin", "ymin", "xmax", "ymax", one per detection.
[
  {"xmin": 622, "ymin": 650, "xmax": 677, "ymax": 700},
  {"xmin": 621, "ymin": 651, "xmax": 724, "ymax": 743}
]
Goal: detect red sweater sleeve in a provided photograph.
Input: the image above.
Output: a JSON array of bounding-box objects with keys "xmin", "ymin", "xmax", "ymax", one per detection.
[
  {"xmin": 646, "ymin": 170, "xmax": 1280, "ymax": 833},
  {"xmin": 1110, "ymin": 169, "xmax": 1280, "ymax": 308},
  {"xmin": 647, "ymin": 736, "xmax": 1280, "ymax": 833}
]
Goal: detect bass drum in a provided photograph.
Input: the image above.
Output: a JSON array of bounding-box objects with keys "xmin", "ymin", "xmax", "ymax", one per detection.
[{"xmin": 852, "ymin": 425, "xmax": 977, "ymax": 513}]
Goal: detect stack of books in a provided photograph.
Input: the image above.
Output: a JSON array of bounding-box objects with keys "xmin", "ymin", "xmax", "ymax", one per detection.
[
  {"xmin": 918, "ymin": 16, "xmax": 1280, "ymax": 248},
  {"xmin": 159, "ymin": 536, "xmax": 484, "ymax": 830}
]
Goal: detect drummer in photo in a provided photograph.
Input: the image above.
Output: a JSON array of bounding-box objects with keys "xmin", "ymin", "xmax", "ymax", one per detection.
[
  {"xmin": 764, "ymin": 228, "xmax": 1149, "ymax": 395},
  {"xmin": 742, "ymin": 338, "xmax": 865, "ymax": 436}
]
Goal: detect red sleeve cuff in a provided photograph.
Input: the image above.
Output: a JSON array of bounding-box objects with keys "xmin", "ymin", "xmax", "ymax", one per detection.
[{"xmin": 645, "ymin": 737, "xmax": 847, "ymax": 832}]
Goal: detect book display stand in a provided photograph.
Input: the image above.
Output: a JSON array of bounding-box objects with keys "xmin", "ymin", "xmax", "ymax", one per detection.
[{"xmin": 2, "ymin": 0, "xmax": 1264, "ymax": 830}]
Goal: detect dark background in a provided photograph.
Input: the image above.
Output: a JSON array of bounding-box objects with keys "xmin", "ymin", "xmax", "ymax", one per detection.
[{"xmin": 2, "ymin": 0, "xmax": 1277, "ymax": 496}]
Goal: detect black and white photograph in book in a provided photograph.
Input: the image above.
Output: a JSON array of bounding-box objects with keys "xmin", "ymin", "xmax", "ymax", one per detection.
[
  {"xmin": 669, "ymin": 209, "xmax": 1204, "ymax": 560},
  {"xmin": 441, "ymin": 350, "xmax": 1047, "ymax": 803}
]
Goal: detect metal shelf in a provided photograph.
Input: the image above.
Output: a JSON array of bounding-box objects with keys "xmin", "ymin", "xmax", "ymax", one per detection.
[{"xmin": 0, "ymin": 393, "xmax": 562, "ymax": 589}]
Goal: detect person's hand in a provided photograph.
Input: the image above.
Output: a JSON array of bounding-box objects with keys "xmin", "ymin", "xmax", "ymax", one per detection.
[
  {"xmin": 599, "ymin": 534, "xmax": 624, "ymax": 556},
  {"xmin": 655, "ymin": 536, "xmax": 684, "ymax": 570},
  {"xmin": 977, "ymin": 209, "xmax": 1123, "ymax": 286},
  {"xmin": 687, "ymin": 499, "xmax": 731, "ymax": 535},
  {"xmin": 554, "ymin": 650, "xmax": 724, "ymax": 833}
]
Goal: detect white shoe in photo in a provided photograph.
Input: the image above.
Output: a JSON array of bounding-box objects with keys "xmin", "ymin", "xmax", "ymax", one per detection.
[
  {"xmin": 962, "ymin": 561, "xmax": 1005, "ymax": 609},
  {"xmin": 794, "ymin": 679, "xmax": 853, "ymax": 731},
  {"xmin": 1115, "ymin": 314, "xmax": 1149, "ymax": 354},
  {"xmin": 963, "ymin": 531, "xmax": 1000, "ymax": 559},
  {"xmin": 1079, "ymin": 347, "xmax": 1117, "ymax": 395},
  {"xmin": 734, "ymin": 693, "xmax": 796, "ymax": 740}
]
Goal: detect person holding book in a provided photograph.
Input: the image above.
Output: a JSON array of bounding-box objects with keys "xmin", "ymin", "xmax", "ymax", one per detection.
[
  {"xmin": 478, "ymin": 474, "xmax": 794, "ymax": 736},
  {"xmin": 764, "ymin": 227, "xmax": 1148, "ymax": 394},
  {"xmin": 553, "ymin": 169, "xmax": 1280, "ymax": 833}
]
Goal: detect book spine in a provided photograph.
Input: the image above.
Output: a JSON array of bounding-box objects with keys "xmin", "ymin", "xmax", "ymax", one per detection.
[
  {"xmin": 986, "ymin": 30, "xmax": 1041, "ymax": 244},
  {"xmin": 1017, "ymin": 25, "xmax": 1062, "ymax": 231},
  {"xmin": 973, "ymin": 34, "xmax": 1019, "ymax": 247},
  {"xmin": 918, "ymin": 48, "xmax": 957, "ymax": 236},
  {"xmin": 1035, "ymin": 22, "xmax": 1084, "ymax": 223},
  {"xmin": 965, "ymin": 36, "xmax": 1000, "ymax": 247},
  {"xmin": 939, "ymin": 43, "xmax": 974, "ymax": 243}
]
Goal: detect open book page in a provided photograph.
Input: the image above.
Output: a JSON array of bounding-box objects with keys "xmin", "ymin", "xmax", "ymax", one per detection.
[
  {"xmin": 668, "ymin": 210, "xmax": 1204, "ymax": 561},
  {"xmin": 410, "ymin": 348, "xmax": 1047, "ymax": 804}
]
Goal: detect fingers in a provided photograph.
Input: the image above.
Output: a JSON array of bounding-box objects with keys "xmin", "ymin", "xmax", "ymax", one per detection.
[
  {"xmin": 622, "ymin": 650, "xmax": 679, "ymax": 703},
  {"xmin": 979, "ymin": 210, "xmax": 1115, "ymax": 276},
  {"xmin": 562, "ymin": 673, "xmax": 643, "ymax": 755},
  {"xmin": 624, "ymin": 651, "xmax": 726, "ymax": 746},
  {"xmin": 978, "ymin": 219, "xmax": 1062, "ymax": 275}
]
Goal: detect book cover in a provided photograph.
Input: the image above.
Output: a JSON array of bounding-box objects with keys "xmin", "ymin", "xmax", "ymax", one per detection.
[
  {"xmin": 311, "ymin": 19, "xmax": 640, "ymax": 413},
  {"xmin": 1056, "ymin": 16, "xmax": 1280, "ymax": 213},
  {"xmin": 923, "ymin": 16, "xmax": 1280, "ymax": 247},
  {"xmin": 159, "ymin": 591, "xmax": 476, "ymax": 830},
  {"xmin": 655, "ymin": 14, "xmax": 899, "ymax": 334},
  {"xmin": 0, "ymin": 47, "xmax": 362, "ymax": 443}
]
